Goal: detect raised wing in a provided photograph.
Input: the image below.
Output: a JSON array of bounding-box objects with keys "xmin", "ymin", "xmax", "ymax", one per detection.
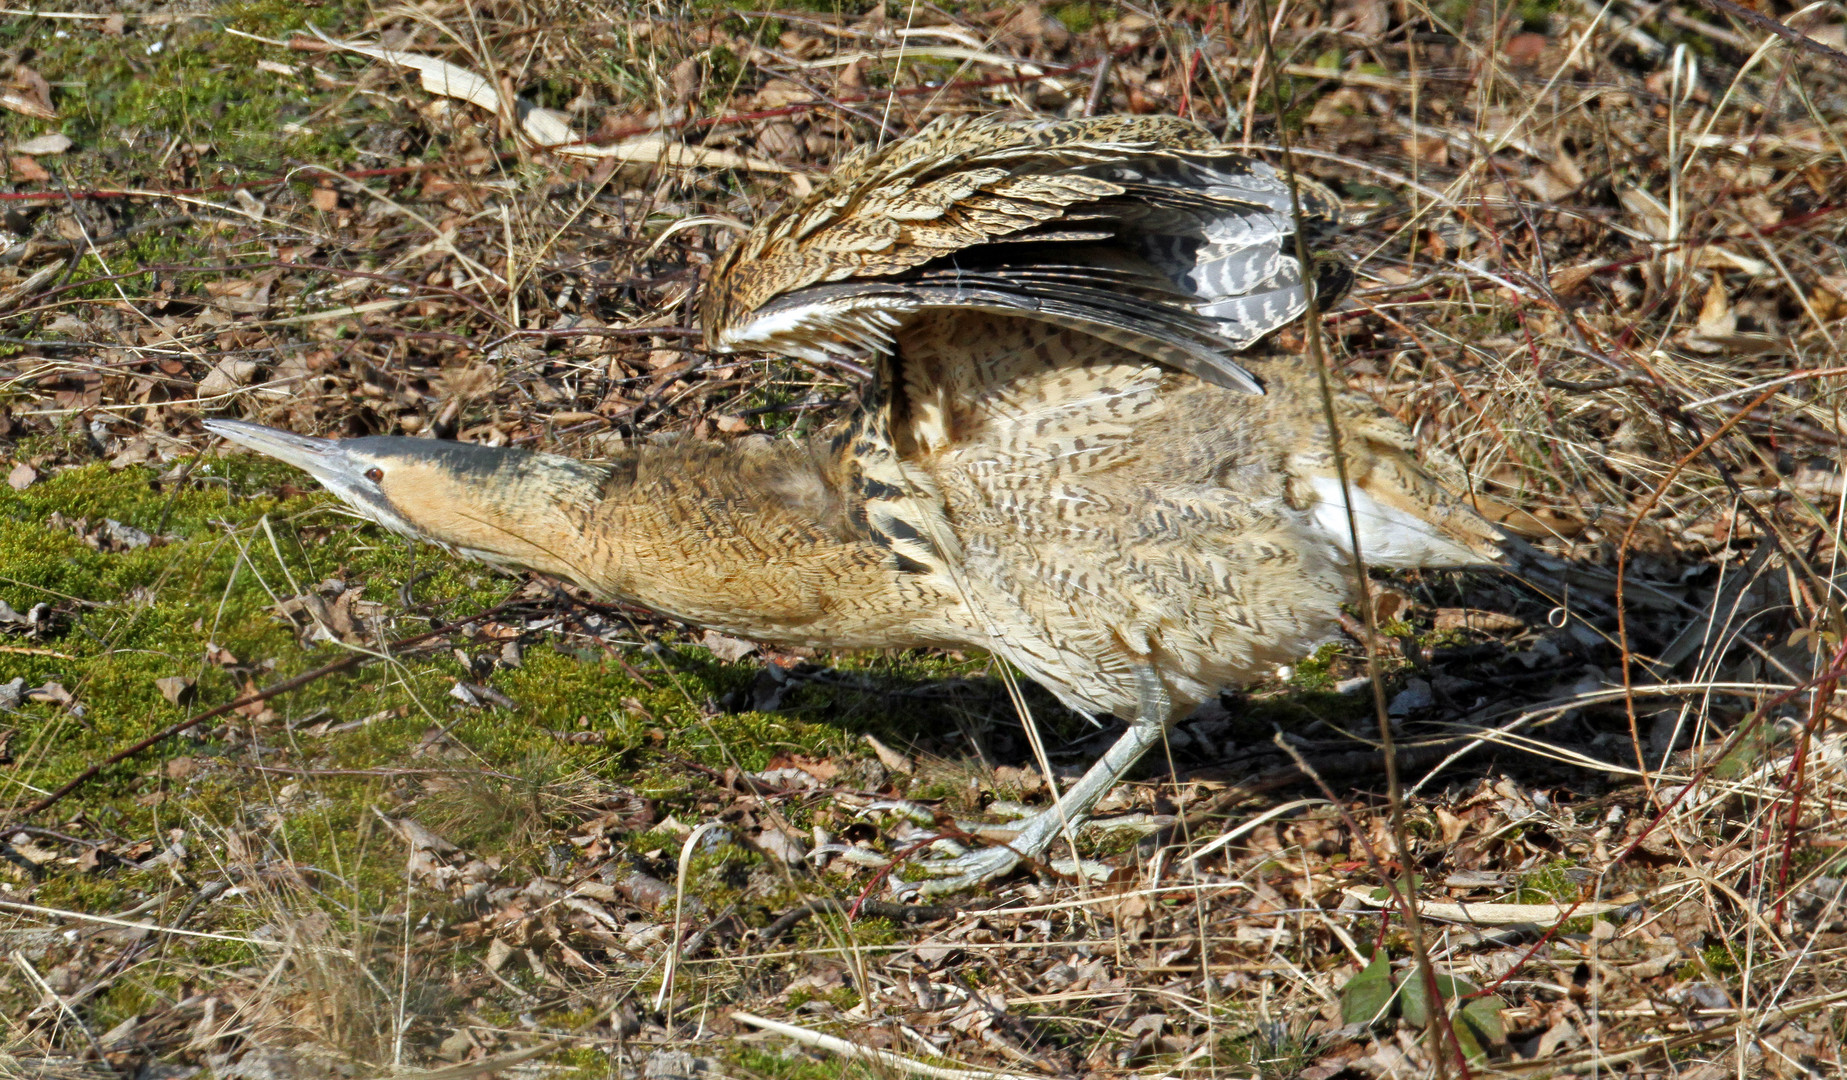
[{"xmin": 701, "ymin": 114, "xmax": 1346, "ymax": 394}]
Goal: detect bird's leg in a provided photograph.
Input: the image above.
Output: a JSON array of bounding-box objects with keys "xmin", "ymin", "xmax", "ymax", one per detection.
[{"xmin": 894, "ymin": 667, "xmax": 1172, "ymax": 896}]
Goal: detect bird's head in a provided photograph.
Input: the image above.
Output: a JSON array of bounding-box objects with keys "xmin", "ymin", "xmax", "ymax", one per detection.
[{"xmin": 203, "ymin": 420, "xmax": 614, "ymax": 577}]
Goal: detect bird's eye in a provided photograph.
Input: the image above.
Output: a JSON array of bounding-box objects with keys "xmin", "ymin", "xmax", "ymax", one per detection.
[{"xmin": 365, "ymin": 467, "xmax": 384, "ymax": 482}]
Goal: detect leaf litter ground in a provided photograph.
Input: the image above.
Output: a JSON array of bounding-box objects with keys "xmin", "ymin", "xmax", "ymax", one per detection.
[{"xmin": 0, "ymin": 0, "xmax": 1843, "ymax": 1077}]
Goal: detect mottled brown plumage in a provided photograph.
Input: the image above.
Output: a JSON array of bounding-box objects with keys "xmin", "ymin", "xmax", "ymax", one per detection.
[
  {"xmin": 702, "ymin": 113, "xmax": 1348, "ymax": 393},
  {"xmin": 208, "ymin": 114, "xmax": 1500, "ymax": 893}
]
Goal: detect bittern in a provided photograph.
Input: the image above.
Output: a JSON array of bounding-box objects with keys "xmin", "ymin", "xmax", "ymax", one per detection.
[{"xmin": 207, "ymin": 115, "xmax": 1500, "ymax": 893}]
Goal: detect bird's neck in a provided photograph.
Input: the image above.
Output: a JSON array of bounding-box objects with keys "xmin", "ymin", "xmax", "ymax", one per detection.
[{"xmin": 428, "ymin": 436, "xmax": 932, "ymax": 648}]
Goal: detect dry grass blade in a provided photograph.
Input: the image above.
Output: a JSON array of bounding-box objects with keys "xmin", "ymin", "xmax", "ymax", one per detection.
[{"xmin": 732, "ymin": 1011, "xmax": 1040, "ymax": 1080}]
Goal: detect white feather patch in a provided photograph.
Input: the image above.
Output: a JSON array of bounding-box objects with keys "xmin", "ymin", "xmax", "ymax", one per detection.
[
  {"xmin": 721, "ymin": 304, "xmax": 837, "ymax": 350},
  {"xmin": 1306, "ymin": 477, "xmax": 1480, "ymax": 569}
]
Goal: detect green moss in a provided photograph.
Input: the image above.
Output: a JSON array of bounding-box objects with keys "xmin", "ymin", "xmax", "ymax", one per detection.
[
  {"xmin": 1699, "ymin": 945, "xmax": 1740, "ymax": 976},
  {"xmin": 29, "ymin": 875, "xmax": 132, "ymax": 914},
  {"xmin": 0, "ymin": 457, "xmax": 807, "ymax": 991},
  {"xmin": 1222, "ymin": 1023, "xmax": 1320, "ymax": 1079},
  {"xmin": 1516, "ymin": 863, "xmax": 1581, "ymax": 904},
  {"xmin": 1048, "ymin": 2, "xmax": 1110, "ymax": 34},
  {"xmin": 1250, "ymin": 76, "xmax": 1321, "ymax": 135},
  {"xmin": 2, "ymin": 2, "xmax": 369, "ymax": 180},
  {"xmin": 551, "ymin": 1044, "xmax": 618, "ymax": 1077},
  {"xmin": 704, "ymin": 43, "xmax": 746, "ymax": 107},
  {"xmin": 732, "ymin": 1045, "xmax": 860, "ymax": 1080},
  {"xmin": 690, "ymin": 839, "xmax": 762, "ymax": 885},
  {"xmin": 1288, "ymin": 643, "xmax": 1342, "ymax": 691},
  {"xmin": 792, "ymin": 913, "xmax": 901, "ymax": 950},
  {"xmin": 89, "ymin": 971, "xmax": 187, "ymax": 1032},
  {"xmin": 1513, "ymin": 0, "xmax": 1562, "ymax": 31}
]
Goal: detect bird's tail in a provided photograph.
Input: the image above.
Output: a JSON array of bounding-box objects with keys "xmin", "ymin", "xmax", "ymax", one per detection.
[{"xmin": 1276, "ymin": 373, "xmax": 1504, "ymax": 569}]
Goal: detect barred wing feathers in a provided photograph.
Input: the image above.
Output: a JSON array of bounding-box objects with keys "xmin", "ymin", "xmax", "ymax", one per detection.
[{"xmin": 701, "ymin": 114, "xmax": 1346, "ymax": 395}]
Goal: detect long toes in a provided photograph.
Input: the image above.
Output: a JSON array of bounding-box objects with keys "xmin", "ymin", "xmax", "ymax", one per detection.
[
  {"xmin": 809, "ymin": 844, "xmax": 895, "ymax": 869},
  {"xmin": 856, "ymin": 799, "xmax": 939, "ymax": 826},
  {"xmin": 1045, "ymin": 856, "xmax": 1115, "ymax": 882},
  {"xmin": 890, "ymin": 847, "xmax": 1023, "ymax": 897}
]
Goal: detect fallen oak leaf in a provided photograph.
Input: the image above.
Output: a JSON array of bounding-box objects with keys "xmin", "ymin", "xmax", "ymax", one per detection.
[{"xmin": 154, "ymin": 676, "xmax": 195, "ymax": 707}]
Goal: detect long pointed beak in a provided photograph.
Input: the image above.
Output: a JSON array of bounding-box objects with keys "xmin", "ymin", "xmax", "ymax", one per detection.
[{"xmin": 203, "ymin": 420, "xmax": 351, "ymax": 484}]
